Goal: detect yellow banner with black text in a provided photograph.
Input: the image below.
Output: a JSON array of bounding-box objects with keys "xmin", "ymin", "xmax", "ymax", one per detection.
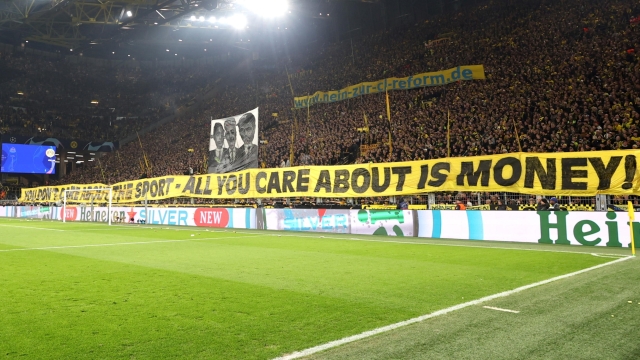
[
  {"xmin": 293, "ymin": 65, "xmax": 485, "ymax": 108},
  {"xmin": 20, "ymin": 150, "xmax": 640, "ymax": 203}
]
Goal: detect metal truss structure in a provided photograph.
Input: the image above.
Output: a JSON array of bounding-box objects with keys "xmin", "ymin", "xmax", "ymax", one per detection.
[
  {"xmin": 0, "ymin": 0, "xmax": 236, "ymax": 48},
  {"xmin": 0, "ymin": 0, "xmax": 382, "ymax": 49}
]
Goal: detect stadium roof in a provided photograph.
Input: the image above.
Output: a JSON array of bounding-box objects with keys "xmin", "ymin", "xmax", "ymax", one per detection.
[
  {"xmin": 0, "ymin": 0, "xmax": 460, "ymax": 59},
  {"xmin": 0, "ymin": 0, "xmax": 384, "ymax": 59}
]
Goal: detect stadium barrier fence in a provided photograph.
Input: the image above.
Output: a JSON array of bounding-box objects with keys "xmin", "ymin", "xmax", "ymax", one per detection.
[{"xmin": 11, "ymin": 192, "xmax": 633, "ymax": 212}]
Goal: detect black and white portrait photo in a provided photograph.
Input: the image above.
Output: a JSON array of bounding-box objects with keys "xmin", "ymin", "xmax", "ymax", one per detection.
[{"xmin": 208, "ymin": 108, "xmax": 259, "ymax": 174}]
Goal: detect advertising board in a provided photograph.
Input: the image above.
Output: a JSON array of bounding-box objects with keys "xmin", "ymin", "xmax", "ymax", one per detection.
[
  {"xmin": 415, "ymin": 210, "xmax": 636, "ymax": 248},
  {"xmin": 350, "ymin": 209, "xmax": 416, "ymax": 237},
  {"xmin": 1, "ymin": 206, "xmax": 635, "ymax": 248},
  {"xmin": 258, "ymin": 209, "xmax": 351, "ymax": 233},
  {"xmin": 0, "ymin": 206, "xmax": 256, "ymax": 229}
]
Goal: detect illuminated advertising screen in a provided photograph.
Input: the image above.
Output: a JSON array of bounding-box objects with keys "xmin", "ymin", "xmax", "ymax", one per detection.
[{"xmin": 1, "ymin": 143, "xmax": 57, "ymax": 174}]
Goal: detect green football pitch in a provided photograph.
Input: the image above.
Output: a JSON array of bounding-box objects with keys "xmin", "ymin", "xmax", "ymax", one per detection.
[{"xmin": 0, "ymin": 217, "xmax": 637, "ymax": 360}]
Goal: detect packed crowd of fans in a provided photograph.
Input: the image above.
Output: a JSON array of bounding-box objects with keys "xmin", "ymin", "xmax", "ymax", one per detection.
[
  {"xmin": 0, "ymin": 52, "xmax": 221, "ymax": 141},
  {"xmin": 245, "ymin": 0, "xmax": 640, "ymax": 166},
  {"xmin": 2, "ymin": 0, "xmax": 640, "ymax": 191}
]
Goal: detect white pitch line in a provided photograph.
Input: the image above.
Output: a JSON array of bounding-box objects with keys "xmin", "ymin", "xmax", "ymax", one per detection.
[
  {"xmin": 0, "ymin": 224, "xmax": 65, "ymax": 232},
  {"xmin": 2, "ymin": 220, "xmax": 630, "ymax": 258},
  {"xmin": 590, "ymin": 253, "xmax": 626, "ymax": 259},
  {"xmin": 483, "ymin": 306, "xmax": 520, "ymax": 314},
  {"xmin": 66, "ymin": 227, "xmax": 156, "ymax": 232},
  {"xmin": 336, "ymin": 237, "xmax": 630, "ymax": 258},
  {"xmin": 0, "ymin": 234, "xmax": 262, "ymax": 253},
  {"xmin": 272, "ymin": 255, "xmax": 634, "ymax": 360},
  {"xmin": 264, "ymin": 232, "xmax": 629, "ymax": 258},
  {"xmin": 79, "ymin": 224, "xmax": 632, "ymax": 258}
]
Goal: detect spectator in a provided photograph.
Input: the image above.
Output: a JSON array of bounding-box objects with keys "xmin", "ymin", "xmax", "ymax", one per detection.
[
  {"xmin": 496, "ymin": 199, "xmax": 507, "ymax": 211},
  {"xmin": 549, "ymin": 197, "xmax": 561, "ymax": 211},
  {"xmin": 397, "ymin": 197, "xmax": 409, "ymax": 210},
  {"xmin": 537, "ymin": 198, "xmax": 550, "ymax": 211}
]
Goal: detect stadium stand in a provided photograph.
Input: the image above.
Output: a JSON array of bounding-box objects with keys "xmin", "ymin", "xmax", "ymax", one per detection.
[
  {"xmin": 0, "ymin": 51, "xmax": 220, "ymax": 141},
  {"xmin": 3, "ymin": 0, "xmax": 640, "ymax": 209}
]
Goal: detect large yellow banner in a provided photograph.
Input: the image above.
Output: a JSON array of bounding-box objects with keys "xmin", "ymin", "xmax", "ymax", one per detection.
[
  {"xmin": 19, "ymin": 150, "xmax": 640, "ymax": 204},
  {"xmin": 293, "ymin": 65, "xmax": 485, "ymax": 108}
]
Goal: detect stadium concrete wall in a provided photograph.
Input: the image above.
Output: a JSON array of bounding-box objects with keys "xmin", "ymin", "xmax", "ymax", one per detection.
[{"xmin": 0, "ymin": 207, "xmax": 635, "ymax": 248}]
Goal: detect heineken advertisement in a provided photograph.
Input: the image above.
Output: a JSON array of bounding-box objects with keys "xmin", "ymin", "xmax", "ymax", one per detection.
[
  {"xmin": 0, "ymin": 206, "xmax": 635, "ymax": 248},
  {"xmin": 0, "ymin": 206, "xmax": 256, "ymax": 229},
  {"xmin": 415, "ymin": 210, "xmax": 636, "ymax": 247}
]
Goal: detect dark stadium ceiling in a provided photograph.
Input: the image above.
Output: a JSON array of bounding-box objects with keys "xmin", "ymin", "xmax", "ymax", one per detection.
[
  {"xmin": 0, "ymin": 0, "xmax": 378, "ymax": 48},
  {"xmin": 0, "ymin": 0, "xmax": 460, "ymax": 58}
]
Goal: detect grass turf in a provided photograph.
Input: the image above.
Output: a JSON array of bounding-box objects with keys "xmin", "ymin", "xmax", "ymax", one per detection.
[
  {"xmin": 0, "ymin": 218, "xmax": 630, "ymax": 359},
  {"xmin": 309, "ymin": 254, "xmax": 640, "ymax": 360}
]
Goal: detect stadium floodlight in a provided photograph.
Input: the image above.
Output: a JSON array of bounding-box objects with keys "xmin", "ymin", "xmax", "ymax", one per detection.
[
  {"xmin": 237, "ymin": 0, "xmax": 288, "ymax": 18},
  {"xmin": 220, "ymin": 14, "xmax": 247, "ymax": 29}
]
